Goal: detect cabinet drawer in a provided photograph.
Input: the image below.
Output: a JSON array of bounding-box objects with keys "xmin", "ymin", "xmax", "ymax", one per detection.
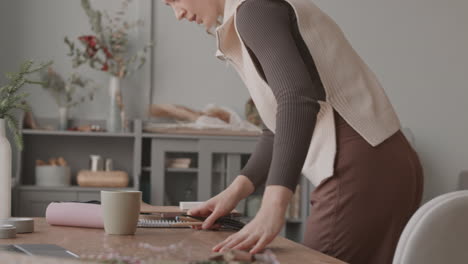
[{"xmin": 18, "ymin": 191, "xmax": 77, "ymax": 217}]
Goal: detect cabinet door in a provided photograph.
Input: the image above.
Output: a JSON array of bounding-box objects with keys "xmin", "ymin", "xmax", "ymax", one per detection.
[{"xmin": 18, "ymin": 191, "xmax": 77, "ymax": 217}]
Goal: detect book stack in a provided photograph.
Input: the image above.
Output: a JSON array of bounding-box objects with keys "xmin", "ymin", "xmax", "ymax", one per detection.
[{"xmin": 285, "ymin": 185, "xmax": 301, "ymax": 220}]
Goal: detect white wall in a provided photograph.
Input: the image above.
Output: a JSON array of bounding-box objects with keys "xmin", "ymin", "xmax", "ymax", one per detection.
[
  {"xmin": 0, "ymin": 0, "xmax": 21, "ymax": 182},
  {"xmin": 151, "ymin": 1, "xmax": 250, "ymax": 115},
  {"xmin": 0, "ymin": 1, "xmax": 19, "ymax": 84},
  {"xmin": 12, "ymin": 0, "xmax": 150, "ymax": 120},
  {"xmin": 313, "ymin": 0, "xmax": 468, "ymax": 202},
  {"xmin": 4, "ymin": 0, "xmax": 468, "ymax": 202},
  {"xmin": 152, "ymin": 0, "xmax": 468, "ymax": 202},
  {"xmin": 6, "ymin": 0, "xmax": 250, "ymax": 120}
]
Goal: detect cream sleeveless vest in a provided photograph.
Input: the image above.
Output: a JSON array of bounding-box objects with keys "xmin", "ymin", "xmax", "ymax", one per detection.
[{"xmin": 215, "ymin": 0, "xmax": 401, "ymax": 186}]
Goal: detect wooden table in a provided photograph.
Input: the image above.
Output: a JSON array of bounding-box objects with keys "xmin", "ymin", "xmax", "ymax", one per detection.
[{"xmin": 0, "ymin": 218, "xmax": 346, "ymax": 263}]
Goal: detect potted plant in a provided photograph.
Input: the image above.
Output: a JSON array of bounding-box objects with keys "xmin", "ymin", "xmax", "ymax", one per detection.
[
  {"xmin": 65, "ymin": 0, "xmax": 151, "ymax": 132},
  {"xmin": 0, "ymin": 60, "xmax": 50, "ymax": 219},
  {"xmin": 39, "ymin": 67, "xmax": 98, "ymax": 130}
]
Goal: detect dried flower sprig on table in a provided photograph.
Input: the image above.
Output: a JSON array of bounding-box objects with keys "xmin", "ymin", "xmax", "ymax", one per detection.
[{"xmin": 65, "ymin": 0, "xmax": 151, "ymax": 79}]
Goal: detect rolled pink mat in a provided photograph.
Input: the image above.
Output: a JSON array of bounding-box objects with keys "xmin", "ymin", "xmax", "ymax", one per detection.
[{"xmin": 46, "ymin": 202, "xmax": 104, "ymax": 229}]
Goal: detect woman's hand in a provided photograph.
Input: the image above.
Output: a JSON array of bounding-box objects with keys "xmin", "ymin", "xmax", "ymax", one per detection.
[
  {"xmin": 212, "ymin": 185, "xmax": 293, "ymax": 254},
  {"xmin": 187, "ymin": 175, "xmax": 255, "ymax": 230}
]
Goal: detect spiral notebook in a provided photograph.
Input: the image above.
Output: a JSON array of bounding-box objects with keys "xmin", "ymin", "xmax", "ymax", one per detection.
[
  {"xmin": 137, "ymin": 214, "xmax": 245, "ymax": 230},
  {"xmin": 137, "ymin": 218, "xmax": 189, "ymax": 228}
]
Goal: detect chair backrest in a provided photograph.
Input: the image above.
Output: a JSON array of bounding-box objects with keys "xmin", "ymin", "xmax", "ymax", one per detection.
[
  {"xmin": 393, "ymin": 190, "xmax": 468, "ymax": 264},
  {"xmin": 458, "ymin": 171, "xmax": 468, "ymax": 190}
]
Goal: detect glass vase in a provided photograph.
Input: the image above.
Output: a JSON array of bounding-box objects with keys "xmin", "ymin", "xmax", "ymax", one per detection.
[
  {"xmin": 107, "ymin": 76, "xmax": 123, "ymax": 133},
  {"xmin": 58, "ymin": 106, "xmax": 69, "ymax": 131}
]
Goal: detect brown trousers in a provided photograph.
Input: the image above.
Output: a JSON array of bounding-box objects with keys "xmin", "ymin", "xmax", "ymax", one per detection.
[{"xmin": 303, "ymin": 110, "xmax": 424, "ymax": 264}]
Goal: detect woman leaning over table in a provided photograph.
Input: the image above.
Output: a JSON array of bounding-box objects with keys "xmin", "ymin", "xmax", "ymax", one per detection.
[{"xmin": 161, "ymin": 0, "xmax": 424, "ymax": 263}]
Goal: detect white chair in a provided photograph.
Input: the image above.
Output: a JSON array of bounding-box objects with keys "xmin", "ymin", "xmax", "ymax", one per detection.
[
  {"xmin": 393, "ymin": 190, "xmax": 468, "ymax": 264},
  {"xmin": 458, "ymin": 170, "xmax": 468, "ymax": 190}
]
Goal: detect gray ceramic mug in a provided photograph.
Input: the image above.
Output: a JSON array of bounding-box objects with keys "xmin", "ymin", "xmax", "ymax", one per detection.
[{"xmin": 101, "ymin": 190, "xmax": 141, "ymax": 235}]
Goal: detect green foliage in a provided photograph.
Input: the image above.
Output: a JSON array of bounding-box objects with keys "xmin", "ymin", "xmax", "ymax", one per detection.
[{"xmin": 0, "ymin": 60, "xmax": 52, "ymax": 150}]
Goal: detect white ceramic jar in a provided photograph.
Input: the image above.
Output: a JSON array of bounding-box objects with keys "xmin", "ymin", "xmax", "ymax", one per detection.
[
  {"xmin": 35, "ymin": 166, "xmax": 71, "ymax": 187},
  {"xmin": 0, "ymin": 118, "xmax": 12, "ymax": 219}
]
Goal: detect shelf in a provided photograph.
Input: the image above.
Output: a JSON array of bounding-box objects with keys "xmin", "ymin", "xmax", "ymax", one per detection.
[
  {"xmin": 22, "ymin": 129, "xmax": 135, "ymax": 138},
  {"xmin": 17, "ymin": 185, "xmax": 136, "ymax": 192},
  {"xmin": 146, "ymin": 166, "xmax": 203, "ymax": 173},
  {"xmin": 165, "ymin": 168, "xmax": 199, "ymax": 173},
  {"xmin": 142, "ymin": 133, "xmax": 259, "ymax": 141}
]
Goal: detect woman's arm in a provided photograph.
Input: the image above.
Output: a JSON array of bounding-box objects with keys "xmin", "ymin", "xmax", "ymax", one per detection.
[
  {"xmin": 213, "ymin": 0, "xmax": 325, "ymax": 254},
  {"xmin": 236, "ymin": 0, "xmax": 323, "ymax": 193},
  {"xmin": 238, "ymin": 126, "xmax": 274, "ymax": 190}
]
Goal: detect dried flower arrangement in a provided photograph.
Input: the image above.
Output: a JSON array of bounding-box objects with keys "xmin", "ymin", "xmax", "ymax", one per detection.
[
  {"xmin": 39, "ymin": 67, "xmax": 97, "ymax": 109},
  {"xmin": 64, "ymin": 0, "xmax": 151, "ymax": 79}
]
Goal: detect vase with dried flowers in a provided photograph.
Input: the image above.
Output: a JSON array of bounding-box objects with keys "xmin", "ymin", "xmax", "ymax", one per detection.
[
  {"xmin": 65, "ymin": 0, "xmax": 151, "ymax": 132},
  {"xmin": 39, "ymin": 67, "xmax": 98, "ymax": 130},
  {"xmin": 0, "ymin": 60, "xmax": 50, "ymax": 219}
]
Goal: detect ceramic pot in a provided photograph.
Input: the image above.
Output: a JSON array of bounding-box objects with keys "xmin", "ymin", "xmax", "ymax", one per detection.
[{"xmin": 0, "ymin": 118, "xmax": 12, "ymax": 219}]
